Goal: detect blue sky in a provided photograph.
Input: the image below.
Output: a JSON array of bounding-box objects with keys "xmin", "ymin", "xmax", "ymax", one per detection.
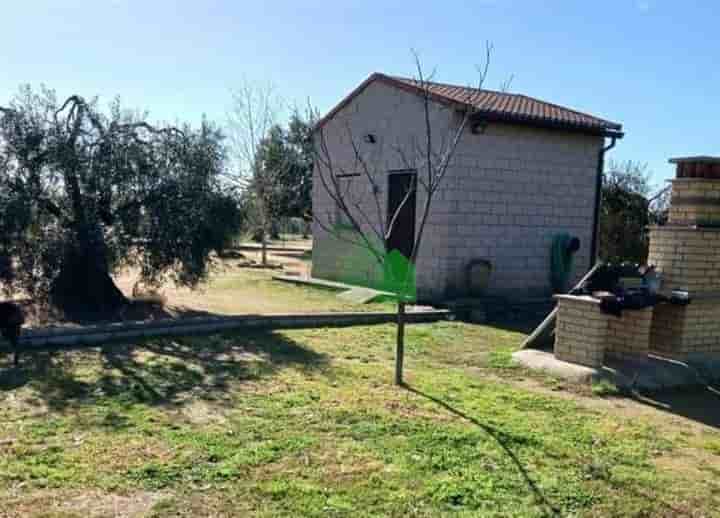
[{"xmin": 2, "ymin": 1, "xmax": 717, "ymax": 186}]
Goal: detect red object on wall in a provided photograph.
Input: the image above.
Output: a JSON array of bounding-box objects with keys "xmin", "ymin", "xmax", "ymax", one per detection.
[{"xmin": 671, "ymin": 157, "xmax": 720, "ymax": 179}]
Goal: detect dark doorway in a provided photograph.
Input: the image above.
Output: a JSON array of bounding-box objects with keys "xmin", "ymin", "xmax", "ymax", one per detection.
[{"xmin": 386, "ymin": 171, "xmax": 417, "ymax": 259}]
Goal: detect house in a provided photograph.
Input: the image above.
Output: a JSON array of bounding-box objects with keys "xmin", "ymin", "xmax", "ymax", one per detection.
[{"xmin": 311, "ymin": 72, "xmax": 623, "ymax": 302}]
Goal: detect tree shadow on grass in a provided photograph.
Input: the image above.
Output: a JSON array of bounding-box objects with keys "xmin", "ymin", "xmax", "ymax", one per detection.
[
  {"xmin": 403, "ymin": 384, "xmax": 703, "ymax": 517},
  {"xmin": 13, "ymin": 293, "xmax": 247, "ymax": 327},
  {"xmin": 0, "ymin": 330, "xmax": 328, "ymax": 413},
  {"xmin": 52, "ymin": 299, "xmax": 224, "ymax": 326},
  {"xmin": 402, "ymin": 384, "xmax": 561, "ymax": 518},
  {"xmin": 482, "ymin": 312, "xmax": 549, "ymax": 336}
]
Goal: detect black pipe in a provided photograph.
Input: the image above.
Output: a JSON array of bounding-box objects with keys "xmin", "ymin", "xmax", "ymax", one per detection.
[{"xmin": 589, "ymin": 135, "xmax": 619, "ymax": 269}]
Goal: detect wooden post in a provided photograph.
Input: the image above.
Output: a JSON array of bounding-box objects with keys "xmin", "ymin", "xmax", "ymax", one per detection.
[{"xmin": 395, "ymin": 301, "xmax": 406, "ymax": 385}]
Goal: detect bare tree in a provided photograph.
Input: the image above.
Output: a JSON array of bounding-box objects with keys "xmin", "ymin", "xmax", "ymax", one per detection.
[
  {"xmin": 226, "ymin": 81, "xmax": 283, "ymax": 266},
  {"xmin": 313, "ymin": 48, "xmax": 492, "ymax": 385}
]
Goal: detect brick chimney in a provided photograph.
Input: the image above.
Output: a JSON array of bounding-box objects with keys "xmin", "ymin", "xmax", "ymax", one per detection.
[
  {"xmin": 666, "ymin": 156, "xmax": 720, "ymax": 225},
  {"xmin": 647, "ymin": 156, "xmax": 720, "ymax": 359}
]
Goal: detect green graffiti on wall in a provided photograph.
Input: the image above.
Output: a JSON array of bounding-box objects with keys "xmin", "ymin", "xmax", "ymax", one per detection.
[{"xmin": 328, "ymin": 224, "xmax": 416, "ymax": 302}]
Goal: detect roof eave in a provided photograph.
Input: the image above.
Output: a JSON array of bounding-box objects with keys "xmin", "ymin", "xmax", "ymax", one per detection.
[
  {"xmin": 471, "ymin": 111, "xmax": 623, "ymax": 138},
  {"xmin": 312, "ymin": 73, "xmax": 379, "ymax": 133},
  {"xmin": 313, "ymin": 72, "xmax": 464, "ymax": 133},
  {"xmin": 313, "ymin": 72, "xmax": 624, "ymax": 140},
  {"xmin": 669, "ymin": 156, "xmax": 720, "ymax": 164}
]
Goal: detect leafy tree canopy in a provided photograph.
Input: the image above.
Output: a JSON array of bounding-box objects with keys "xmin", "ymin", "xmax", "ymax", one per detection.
[
  {"xmin": 251, "ymin": 112, "xmax": 313, "ymax": 222},
  {"xmin": 599, "ymin": 160, "xmax": 666, "ymax": 264},
  {"xmin": 0, "ymin": 85, "xmax": 242, "ymax": 316}
]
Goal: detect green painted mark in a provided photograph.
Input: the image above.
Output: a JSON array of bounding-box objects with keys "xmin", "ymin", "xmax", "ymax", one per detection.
[{"xmin": 324, "ymin": 224, "xmax": 417, "ymax": 302}]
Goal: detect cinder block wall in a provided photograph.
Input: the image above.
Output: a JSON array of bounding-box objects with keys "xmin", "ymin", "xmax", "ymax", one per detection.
[
  {"xmin": 313, "ymin": 79, "xmax": 602, "ymax": 301},
  {"xmin": 312, "ymin": 80, "xmax": 453, "ymax": 298},
  {"xmin": 442, "ymin": 124, "xmax": 601, "ymax": 298}
]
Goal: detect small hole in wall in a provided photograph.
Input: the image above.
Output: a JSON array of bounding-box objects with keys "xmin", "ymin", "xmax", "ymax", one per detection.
[{"xmin": 364, "ymin": 134, "xmax": 376, "ymax": 144}]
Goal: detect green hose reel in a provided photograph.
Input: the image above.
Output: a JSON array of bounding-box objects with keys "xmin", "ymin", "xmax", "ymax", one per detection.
[{"xmin": 550, "ymin": 233, "xmax": 581, "ymax": 293}]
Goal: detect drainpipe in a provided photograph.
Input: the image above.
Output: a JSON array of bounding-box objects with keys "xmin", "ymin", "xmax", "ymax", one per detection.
[{"xmin": 589, "ymin": 134, "xmax": 620, "ymax": 269}]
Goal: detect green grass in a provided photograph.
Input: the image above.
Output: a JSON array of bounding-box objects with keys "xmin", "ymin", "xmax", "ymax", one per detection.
[
  {"xmin": 591, "ymin": 379, "xmax": 624, "ymax": 398},
  {"xmin": 170, "ymin": 267, "xmax": 396, "ymax": 315},
  {"xmin": 1, "ymin": 279, "xmax": 719, "ymax": 516}
]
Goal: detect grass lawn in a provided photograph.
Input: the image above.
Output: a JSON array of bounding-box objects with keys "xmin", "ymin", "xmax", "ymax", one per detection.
[
  {"xmin": 117, "ymin": 266, "xmax": 394, "ymax": 316},
  {"xmin": 1, "ymin": 271, "xmax": 719, "ymax": 516},
  {"xmin": 116, "ymin": 240, "xmax": 394, "ymax": 317}
]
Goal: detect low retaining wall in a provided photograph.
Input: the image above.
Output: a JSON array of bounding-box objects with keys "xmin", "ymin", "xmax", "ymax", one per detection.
[{"xmin": 0, "ymin": 310, "xmax": 450, "ymax": 352}]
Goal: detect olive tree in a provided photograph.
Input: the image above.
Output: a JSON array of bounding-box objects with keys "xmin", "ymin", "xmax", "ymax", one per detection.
[
  {"xmin": 0, "ymin": 85, "xmax": 242, "ymax": 316},
  {"xmin": 599, "ymin": 160, "xmax": 656, "ymax": 263}
]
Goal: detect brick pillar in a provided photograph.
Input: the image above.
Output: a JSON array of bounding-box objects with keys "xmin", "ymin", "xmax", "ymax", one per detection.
[
  {"xmin": 648, "ymin": 156, "xmax": 720, "ymax": 359},
  {"xmin": 647, "ymin": 227, "xmax": 720, "ymax": 295},
  {"xmin": 554, "ymin": 295, "xmax": 607, "ymax": 368},
  {"xmin": 666, "ymin": 178, "xmax": 720, "ymax": 225}
]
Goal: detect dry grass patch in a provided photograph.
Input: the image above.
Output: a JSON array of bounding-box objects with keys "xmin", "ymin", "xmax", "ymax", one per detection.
[
  {"xmin": 1, "ymin": 489, "xmax": 166, "ymax": 518},
  {"xmin": 11, "ymin": 239, "xmax": 385, "ymax": 329}
]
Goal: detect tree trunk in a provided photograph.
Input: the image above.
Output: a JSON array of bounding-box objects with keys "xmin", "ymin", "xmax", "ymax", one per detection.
[
  {"xmin": 261, "ymin": 229, "xmax": 268, "ymax": 266},
  {"xmin": 50, "ymin": 243, "xmax": 127, "ymax": 320},
  {"xmin": 270, "ymin": 219, "xmax": 280, "ymax": 240},
  {"xmin": 395, "ymin": 301, "xmax": 406, "ymax": 385},
  {"xmin": 301, "ymin": 219, "xmax": 310, "ymax": 239}
]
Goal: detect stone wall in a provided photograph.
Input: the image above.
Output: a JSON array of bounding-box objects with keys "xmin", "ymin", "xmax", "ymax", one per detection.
[{"xmin": 313, "ymin": 78, "xmax": 603, "ymax": 301}]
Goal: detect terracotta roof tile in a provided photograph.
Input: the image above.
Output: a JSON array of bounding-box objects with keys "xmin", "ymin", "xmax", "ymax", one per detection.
[
  {"xmin": 315, "ymin": 72, "xmax": 622, "ymax": 135},
  {"xmin": 388, "ymin": 74, "xmax": 622, "ymax": 132}
]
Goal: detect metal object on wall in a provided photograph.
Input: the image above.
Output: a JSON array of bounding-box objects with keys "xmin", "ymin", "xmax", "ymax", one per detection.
[{"xmin": 465, "ymin": 258, "xmax": 492, "ymax": 297}]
